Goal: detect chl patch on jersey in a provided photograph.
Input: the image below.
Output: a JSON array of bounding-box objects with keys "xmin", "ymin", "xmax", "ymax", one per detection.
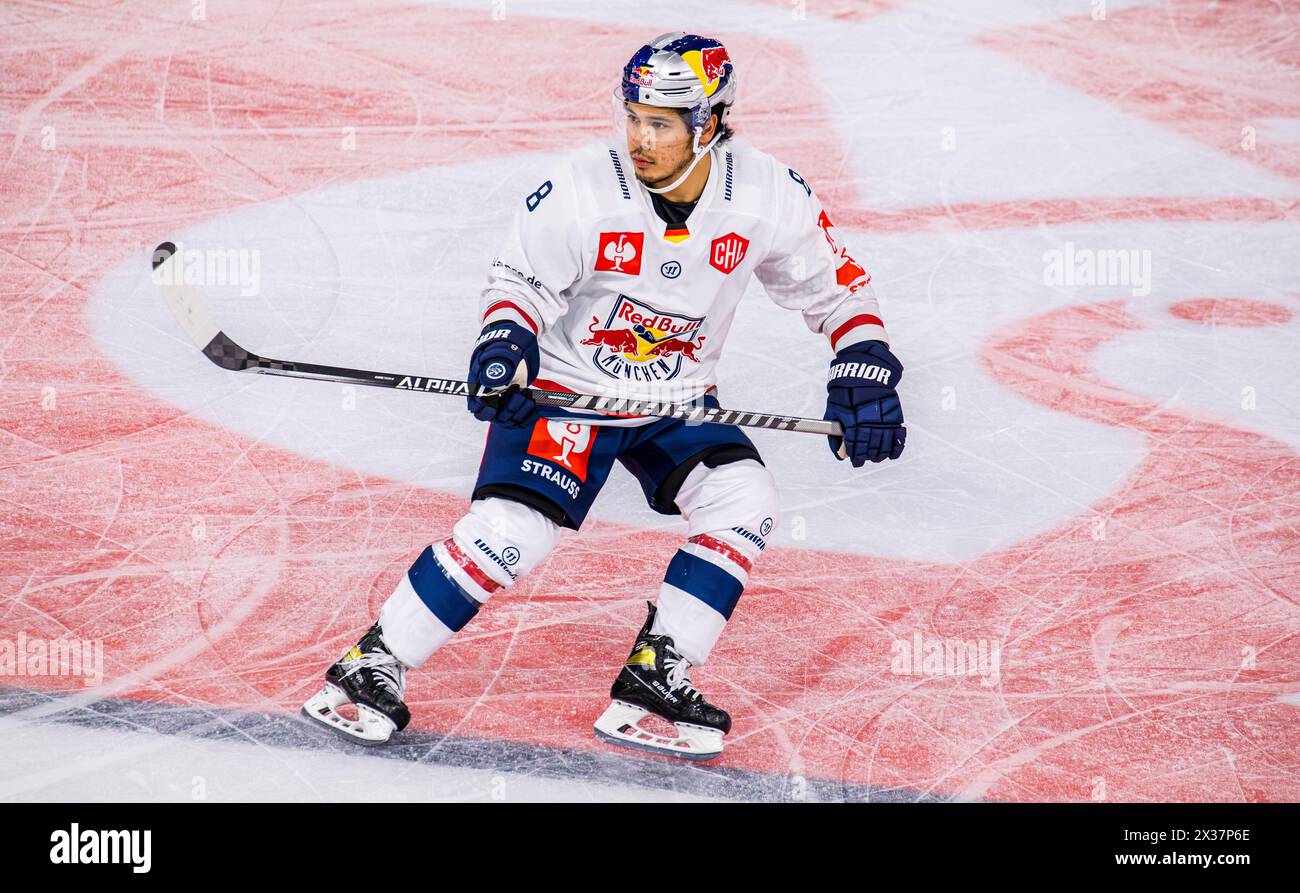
[
  {"xmin": 580, "ymin": 294, "xmax": 706, "ymax": 382},
  {"xmin": 595, "ymin": 232, "xmax": 644, "ymax": 276},
  {"xmin": 526, "ymin": 417, "xmax": 597, "ymax": 482},
  {"xmin": 709, "ymin": 232, "xmax": 749, "ymax": 274},
  {"xmin": 817, "ymin": 211, "xmax": 870, "ymax": 292}
]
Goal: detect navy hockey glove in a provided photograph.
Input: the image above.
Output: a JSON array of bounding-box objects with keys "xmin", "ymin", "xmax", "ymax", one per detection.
[
  {"xmin": 467, "ymin": 321, "xmax": 541, "ymax": 427},
  {"xmin": 824, "ymin": 340, "xmax": 906, "ymax": 466}
]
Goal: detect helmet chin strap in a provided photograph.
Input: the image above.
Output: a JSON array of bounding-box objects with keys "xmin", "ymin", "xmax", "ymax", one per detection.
[{"xmin": 642, "ymin": 127, "xmax": 721, "ymax": 195}]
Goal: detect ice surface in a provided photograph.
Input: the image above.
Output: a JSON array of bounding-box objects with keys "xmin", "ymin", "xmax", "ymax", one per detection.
[{"xmin": 2, "ymin": 0, "xmax": 1298, "ymax": 802}]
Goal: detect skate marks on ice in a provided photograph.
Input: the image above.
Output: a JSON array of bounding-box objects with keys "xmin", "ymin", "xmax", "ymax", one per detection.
[
  {"xmin": 685, "ymin": 290, "xmax": 1299, "ymax": 802},
  {"xmin": 99, "ymin": 175, "xmax": 1266, "ymax": 564},
  {"xmin": 982, "ymin": 0, "xmax": 1300, "ymax": 189},
  {"xmin": 929, "ymin": 300, "xmax": 1300, "ymax": 801},
  {"xmin": 5, "ymin": 295, "xmax": 1294, "ymax": 805},
  {"xmin": 7, "ymin": 291, "xmax": 1298, "ymax": 801},
  {"xmin": 0, "ymin": 688, "xmax": 932, "ymax": 803},
  {"xmin": 2, "ymin": 0, "xmax": 1299, "ymax": 801}
]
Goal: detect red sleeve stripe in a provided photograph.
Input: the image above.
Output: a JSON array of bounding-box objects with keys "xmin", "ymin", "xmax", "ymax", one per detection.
[
  {"xmin": 830, "ymin": 313, "xmax": 885, "ymax": 350},
  {"xmin": 483, "ymin": 300, "xmax": 538, "ymax": 335},
  {"xmin": 688, "ymin": 533, "xmax": 753, "ymax": 574},
  {"xmin": 443, "ymin": 538, "xmax": 501, "ymax": 594}
]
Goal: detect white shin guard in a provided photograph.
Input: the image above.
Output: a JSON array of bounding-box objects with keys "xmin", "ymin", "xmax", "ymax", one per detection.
[
  {"xmin": 379, "ymin": 497, "xmax": 562, "ymax": 669},
  {"xmin": 651, "ymin": 459, "xmax": 779, "ymax": 665}
]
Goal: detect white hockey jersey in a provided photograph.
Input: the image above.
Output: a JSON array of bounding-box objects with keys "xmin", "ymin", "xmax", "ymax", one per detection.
[{"xmin": 479, "ymin": 140, "xmax": 889, "ymax": 425}]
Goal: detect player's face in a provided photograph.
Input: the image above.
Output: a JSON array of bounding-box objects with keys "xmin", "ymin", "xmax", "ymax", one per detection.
[{"xmin": 625, "ymin": 102, "xmax": 695, "ymax": 186}]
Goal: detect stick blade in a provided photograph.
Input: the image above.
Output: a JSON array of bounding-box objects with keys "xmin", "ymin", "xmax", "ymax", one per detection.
[{"xmin": 151, "ymin": 242, "xmax": 220, "ymax": 349}]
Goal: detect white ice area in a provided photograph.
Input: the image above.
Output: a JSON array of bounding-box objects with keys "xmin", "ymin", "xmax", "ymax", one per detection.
[
  {"xmin": 86, "ymin": 0, "xmax": 1300, "ymax": 565},
  {"xmin": 0, "ymin": 720, "xmax": 719, "ymax": 803},
  {"xmin": 10, "ymin": 0, "xmax": 1300, "ymax": 806},
  {"xmin": 89, "ymin": 150, "xmax": 1300, "ymax": 563},
  {"xmin": 413, "ymin": 0, "xmax": 1300, "ymax": 208},
  {"xmin": 1096, "ymin": 296, "xmax": 1300, "ymax": 454},
  {"xmin": 87, "ymin": 150, "xmax": 1140, "ymax": 564},
  {"xmin": 813, "ymin": 2, "xmax": 1300, "ymax": 210}
]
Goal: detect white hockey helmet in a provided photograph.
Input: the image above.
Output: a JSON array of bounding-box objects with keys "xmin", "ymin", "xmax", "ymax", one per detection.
[
  {"xmin": 617, "ymin": 33, "xmax": 737, "ymax": 192},
  {"xmin": 621, "ymin": 32, "xmax": 737, "ymax": 133}
]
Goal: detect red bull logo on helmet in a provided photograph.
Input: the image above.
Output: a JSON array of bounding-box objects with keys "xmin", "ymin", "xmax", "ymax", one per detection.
[
  {"xmin": 681, "ymin": 44, "xmax": 731, "ymax": 97},
  {"xmin": 700, "ymin": 45, "xmax": 730, "ymax": 87},
  {"xmin": 628, "ymin": 64, "xmax": 655, "ymax": 87},
  {"xmin": 580, "ymin": 294, "xmax": 707, "ymax": 382}
]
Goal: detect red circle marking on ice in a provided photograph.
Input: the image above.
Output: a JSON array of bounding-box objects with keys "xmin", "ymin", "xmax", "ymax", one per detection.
[
  {"xmin": 7, "ymin": 0, "xmax": 1300, "ymax": 804},
  {"xmin": 1168, "ymin": 299, "xmax": 1294, "ymax": 328}
]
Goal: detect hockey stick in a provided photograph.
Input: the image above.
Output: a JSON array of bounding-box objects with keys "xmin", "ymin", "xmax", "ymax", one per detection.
[{"xmin": 150, "ymin": 242, "xmax": 844, "ymax": 437}]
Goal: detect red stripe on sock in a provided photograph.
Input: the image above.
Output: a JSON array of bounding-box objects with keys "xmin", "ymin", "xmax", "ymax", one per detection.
[
  {"xmin": 688, "ymin": 534, "xmax": 752, "ymax": 574},
  {"xmin": 443, "ymin": 538, "xmax": 501, "ymax": 593}
]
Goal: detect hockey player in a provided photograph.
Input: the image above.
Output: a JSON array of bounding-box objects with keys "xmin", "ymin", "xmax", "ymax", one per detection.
[{"xmin": 303, "ymin": 32, "xmax": 906, "ymax": 760}]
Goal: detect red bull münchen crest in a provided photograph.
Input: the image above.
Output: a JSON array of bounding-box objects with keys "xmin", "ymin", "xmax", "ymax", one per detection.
[{"xmin": 580, "ymin": 294, "xmax": 706, "ymax": 382}]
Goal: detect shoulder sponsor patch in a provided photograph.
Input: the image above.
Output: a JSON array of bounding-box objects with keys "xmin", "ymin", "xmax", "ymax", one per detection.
[{"xmin": 817, "ymin": 211, "xmax": 870, "ymax": 291}]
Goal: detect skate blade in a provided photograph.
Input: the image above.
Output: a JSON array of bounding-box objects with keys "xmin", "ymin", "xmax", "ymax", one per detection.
[
  {"xmin": 301, "ymin": 682, "xmax": 397, "ymax": 746},
  {"xmin": 593, "ymin": 700, "xmax": 724, "ymax": 761}
]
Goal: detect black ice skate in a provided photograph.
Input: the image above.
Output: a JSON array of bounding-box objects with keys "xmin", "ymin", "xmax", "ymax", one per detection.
[
  {"xmin": 594, "ymin": 602, "xmax": 731, "ymax": 761},
  {"xmin": 301, "ymin": 622, "xmax": 410, "ymax": 745}
]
